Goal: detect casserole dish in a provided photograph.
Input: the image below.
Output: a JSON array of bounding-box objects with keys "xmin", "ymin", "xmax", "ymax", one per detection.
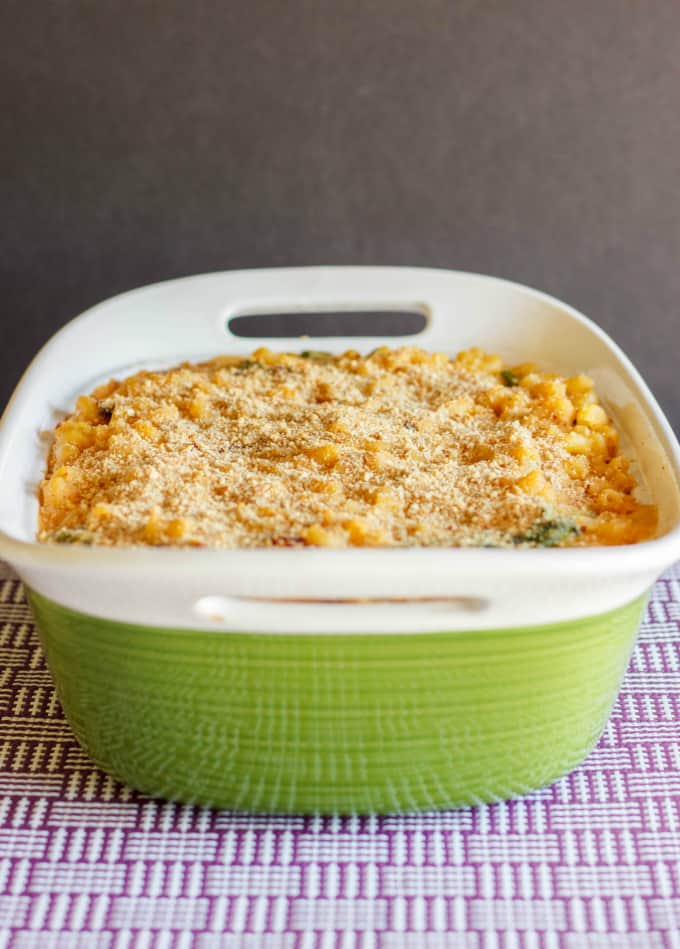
[{"xmin": 1, "ymin": 266, "xmax": 679, "ymax": 814}]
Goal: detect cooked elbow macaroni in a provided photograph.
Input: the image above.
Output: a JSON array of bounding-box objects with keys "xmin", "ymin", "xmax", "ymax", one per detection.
[{"xmin": 38, "ymin": 347, "xmax": 657, "ymax": 548}]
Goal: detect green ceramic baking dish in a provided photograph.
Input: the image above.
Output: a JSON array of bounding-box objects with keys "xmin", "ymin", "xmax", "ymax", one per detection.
[{"xmin": 1, "ymin": 267, "xmax": 679, "ymax": 814}]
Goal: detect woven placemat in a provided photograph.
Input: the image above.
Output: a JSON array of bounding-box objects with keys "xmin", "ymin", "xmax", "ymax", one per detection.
[{"xmin": 1, "ymin": 560, "xmax": 679, "ymax": 948}]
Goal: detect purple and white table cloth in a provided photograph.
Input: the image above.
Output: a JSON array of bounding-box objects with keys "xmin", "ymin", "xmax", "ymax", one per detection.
[{"xmin": 1, "ymin": 560, "xmax": 680, "ymax": 948}]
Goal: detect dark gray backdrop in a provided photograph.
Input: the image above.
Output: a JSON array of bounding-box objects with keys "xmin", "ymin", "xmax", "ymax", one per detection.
[{"xmin": 2, "ymin": 1, "xmax": 678, "ymax": 428}]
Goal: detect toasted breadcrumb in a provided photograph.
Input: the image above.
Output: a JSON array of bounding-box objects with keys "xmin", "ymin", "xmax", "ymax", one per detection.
[{"xmin": 38, "ymin": 346, "xmax": 657, "ymax": 548}]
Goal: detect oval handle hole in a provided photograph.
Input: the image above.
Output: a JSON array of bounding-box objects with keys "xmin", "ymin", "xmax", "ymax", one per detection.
[
  {"xmin": 193, "ymin": 594, "xmax": 489, "ymax": 623},
  {"xmin": 227, "ymin": 309, "xmax": 428, "ymax": 339}
]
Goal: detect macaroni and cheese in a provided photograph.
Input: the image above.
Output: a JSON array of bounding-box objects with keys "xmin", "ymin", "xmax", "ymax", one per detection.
[{"xmin": 38, "ymin": 347, "xmax": 657, "ymax": 548}]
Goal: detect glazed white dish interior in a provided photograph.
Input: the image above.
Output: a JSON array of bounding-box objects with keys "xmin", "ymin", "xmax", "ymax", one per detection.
[{"xmin": 0, "ymin": 267, "xmax": 679, "ymax": 633}]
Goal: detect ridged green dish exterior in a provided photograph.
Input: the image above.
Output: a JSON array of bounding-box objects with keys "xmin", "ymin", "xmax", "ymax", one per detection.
[{"xmin": 27, "ymin": 589, "xmax": 648, "ymax": 814}]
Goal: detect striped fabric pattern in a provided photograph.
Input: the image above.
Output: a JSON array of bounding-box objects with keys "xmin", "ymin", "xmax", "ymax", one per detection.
[{"xmin": 0, "ymin": 562, "xmax": 679, "ymax": 947}]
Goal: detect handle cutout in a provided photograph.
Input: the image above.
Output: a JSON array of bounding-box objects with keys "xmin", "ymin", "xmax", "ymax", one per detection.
[
  {"xmin": 227, "ymin": 308, "xmax": 428, "ymax": 339},
  {"xmin": 193, "ymin": 594, "xmax": 489, "ymax": 623}
]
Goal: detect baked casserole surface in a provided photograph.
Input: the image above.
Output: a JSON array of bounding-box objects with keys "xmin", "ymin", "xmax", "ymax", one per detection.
[{"xmin": 38, "ymin": 347, "xmax": 656, "ymax": 548}]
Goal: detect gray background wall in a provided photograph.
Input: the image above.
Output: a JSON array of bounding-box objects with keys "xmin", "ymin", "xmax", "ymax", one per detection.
[{"xmin": 2, "ymin": 0, "xmax": 678, "ymax": 428}]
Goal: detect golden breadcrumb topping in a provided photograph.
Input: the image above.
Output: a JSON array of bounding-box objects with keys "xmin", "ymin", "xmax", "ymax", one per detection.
[{"xmin": 38, "ymin": 346, "xmax": 657, "ymax": 548}]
